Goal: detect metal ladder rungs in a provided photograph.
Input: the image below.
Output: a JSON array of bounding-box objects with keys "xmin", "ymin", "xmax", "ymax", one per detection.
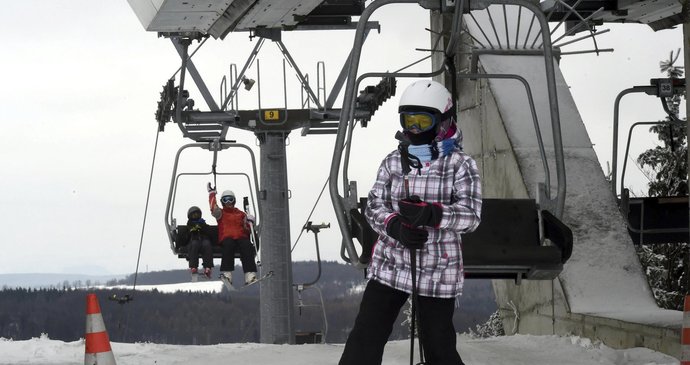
[
  {"xmin": 306, "ymin": 129, "xmax": 338, "ymax": 135},
  {"xmin": 187, "ymin": 131, "xmax": 222, "ymax": 138},
  {"xmin": 184, "ymin": 125, "xmax": 224, "ymax": 131}
]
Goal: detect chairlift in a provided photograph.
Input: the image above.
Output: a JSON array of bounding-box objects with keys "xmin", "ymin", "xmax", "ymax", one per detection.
[
  {"xmin": 330, "ymin": 0, "xmax": 574, "ymax": 283},
  {"xmin": 165, "ymin": 140, "xmax": 262, "ymax": 260},
  {"xmin": 127, "ymin": 0, "xmax": 389, "ymax": 342},
  {"xmin": 294, "ymin": 221, "xmax": 330, "ymax": 344},
  {"xmin": 350, "ymin": 197, "xmax": 572, "ymax": 284},
  {"xmin": 294, "ymin": 284, "xmax": 327, "ymax": 344},
  {"xmin": 611, "ymin": 78, "xmax": 688, "ymax": 245}
]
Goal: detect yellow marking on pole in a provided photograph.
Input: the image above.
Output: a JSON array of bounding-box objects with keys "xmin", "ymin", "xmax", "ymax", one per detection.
[{"xmin": 264, "ymin": 110, "xmax": 280, "ymax": 121}]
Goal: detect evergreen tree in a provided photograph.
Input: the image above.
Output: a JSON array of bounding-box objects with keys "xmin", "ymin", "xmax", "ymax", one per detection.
[
  {"xmin": 635, "ymin": 49, "xmax": 688, "ymax": 310},
  {"xmin": 467, "ymin": 310, "xmax": 504, "ymax": 338}
]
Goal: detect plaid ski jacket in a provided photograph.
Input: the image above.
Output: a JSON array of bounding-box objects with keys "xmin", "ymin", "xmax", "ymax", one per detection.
[{"xmin": 365, "ymin": 132, "xmax": 482, "ymax": 298}]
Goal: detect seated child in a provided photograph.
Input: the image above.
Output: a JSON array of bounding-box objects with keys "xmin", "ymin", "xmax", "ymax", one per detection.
[
  {"xmin": 207, "ymin": 185, "xmax": 258, "ymax": 289},
  {"xmin": 186, "ymin": 206, "xmax": 214, "ymax": 281}
]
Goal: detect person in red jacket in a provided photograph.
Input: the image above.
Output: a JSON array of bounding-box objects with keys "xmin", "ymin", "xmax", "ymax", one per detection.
[{"xmin": 207, "ymin": 184, "xmax": 257, "ymax": 289}]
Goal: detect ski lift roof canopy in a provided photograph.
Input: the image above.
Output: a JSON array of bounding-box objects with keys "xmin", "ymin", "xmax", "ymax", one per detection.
[
  {"xmin": 541, "ymin": 0, "xmax": 685, "ymax": 31},
  {"xmin": 127, "ymin": 0, "xmax": 365, "ymax": 38}
]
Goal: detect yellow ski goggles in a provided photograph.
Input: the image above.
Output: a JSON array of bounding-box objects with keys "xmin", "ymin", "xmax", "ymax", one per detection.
[{"xmin": 400, "ymin": 111, "xmax": 437, "ymax": 132}]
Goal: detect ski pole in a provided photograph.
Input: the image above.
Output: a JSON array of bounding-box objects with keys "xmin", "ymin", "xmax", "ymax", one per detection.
[
  {"xmin": 243, "ymin": 196, "xmax": 261, "ymax": 267},
  {"xmin": 410, "ymin": 248, "xmax": 416, "ymax": 365},
  {"xmin": 396, "ymin": 131, "xmax": 425, "ymax": 365}
]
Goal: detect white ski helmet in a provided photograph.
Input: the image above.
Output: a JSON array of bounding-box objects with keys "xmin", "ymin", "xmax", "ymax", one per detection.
[
  {"xmin": 220, "ymin": 190, "xmax": 236, "ymax": 204},
  {"xmin": 398, "ymin": 80, "xmax": 454, "ymax": 115}
]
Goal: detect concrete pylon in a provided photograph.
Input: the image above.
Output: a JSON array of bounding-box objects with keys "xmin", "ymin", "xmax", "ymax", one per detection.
[{"xmin": 84, "ymin": 293, "xmax": 116, "ymax": 365}]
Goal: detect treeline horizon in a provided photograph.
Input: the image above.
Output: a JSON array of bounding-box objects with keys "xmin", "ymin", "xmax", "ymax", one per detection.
[{"xmin": 0, "ymin": 262, "xmax": 496, "ymax": 344}]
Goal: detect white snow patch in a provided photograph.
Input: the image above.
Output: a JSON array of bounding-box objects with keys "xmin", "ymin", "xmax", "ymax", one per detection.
[
  {"xmin": 346, "ymin": 283, "xmax": 366, "ymax": 295},
  {"xmin": 0, "ymin": 334, "xmax": 679, "ymax": 365},
  {"xmin": 99, "ymin": 280, "xmax": 224, "ymax": 294}
]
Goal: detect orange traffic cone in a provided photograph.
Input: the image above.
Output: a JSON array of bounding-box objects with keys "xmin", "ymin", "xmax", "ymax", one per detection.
[
  {"xmin": 683, "ymin": 295, "xmax": 690, "ymax": 365},
  {"xmin": 84, "ymin": 293, "xmax": 116, "ymax": 365}
]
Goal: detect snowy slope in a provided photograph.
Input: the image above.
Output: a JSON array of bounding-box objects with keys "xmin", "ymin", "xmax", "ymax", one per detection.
[
  {"xmin": 0, "ymin": 334, "xmax": 679, "ymax": 365},
  {"xmin": 0, "ymin": 274, "xmax": 125, "ymax": 289},
  {"xmin": 100, "ymin": 280, "xmax": 225, "ymax": 293},
  {"xmin": 478, "ymin": 53, "xmax": 682, "ymax": 327}
]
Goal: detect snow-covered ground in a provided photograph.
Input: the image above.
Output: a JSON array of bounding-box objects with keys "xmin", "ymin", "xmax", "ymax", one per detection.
[
  {"xmin": 0, "ymin": 334, "xmax": 679, "ymax": 365},
  {"xmin": 101, "ymin": 280, "xmax": 368, "ymax": 295},
  {"xmin": 99, "ymin": 280, "xmax": 225, "ymax": 294}
]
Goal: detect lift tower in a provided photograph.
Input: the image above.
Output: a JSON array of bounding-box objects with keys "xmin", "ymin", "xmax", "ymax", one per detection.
[
  {"xmin": 128, "ymin": 0, "xmax": 393, "ymax": 344},
  {"xmin": 160, "ymin": 34, "xmax": 391, "ymax": 344}
]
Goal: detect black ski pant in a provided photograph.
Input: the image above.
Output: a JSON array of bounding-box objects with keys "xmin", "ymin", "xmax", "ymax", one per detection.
[
  {"xmin": 219, "ymin": 237, "xmax": 257, "ymax": 273},
  {"xmin": 187, "ymin": 237, "xmax": 213, "ymax": 269},
  {"xmin": 339, "ymin": 280, "xmax": 464, "ymax": 365}
]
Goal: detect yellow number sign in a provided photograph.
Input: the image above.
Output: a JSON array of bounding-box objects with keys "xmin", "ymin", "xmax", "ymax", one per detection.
[{"xmin": 264, "ymin": 110, "xmax": 280, "ymax": 121}]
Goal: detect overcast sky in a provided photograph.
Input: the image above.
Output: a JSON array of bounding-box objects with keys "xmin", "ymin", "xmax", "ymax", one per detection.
[{"xmin": 0, "ymin": 1, "xmax": 684, "ymax": 275}]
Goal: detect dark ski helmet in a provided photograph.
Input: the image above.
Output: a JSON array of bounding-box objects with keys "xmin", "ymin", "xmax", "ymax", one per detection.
[{"xmin": 187, "ymin": 206, "xmax": 202, "ymax": 219}]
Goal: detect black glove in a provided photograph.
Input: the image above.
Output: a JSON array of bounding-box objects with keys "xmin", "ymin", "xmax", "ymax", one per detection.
[
  {"xmin": 398, "ymin": 195, "xmax": 443, "ymax": 228},
  {"xmin": 386, "ymin": 215, "xmax": 428, "ymax": 250}
]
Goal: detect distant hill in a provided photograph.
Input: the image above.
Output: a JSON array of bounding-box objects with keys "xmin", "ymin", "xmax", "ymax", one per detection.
[
  {"xmin": 0, "ymin": 261, "xmax": 496, "ymax": 344},
  {"xmin": 108, "ymin": 261, "xmax": 369, "ymax": 297},
  {"xmin": 110, "ymin": 260, "xmax": 365, "ymax": 285},
  {"xmin": 0, "ymin": 273, "xmax": 125, "ymax": 289}
]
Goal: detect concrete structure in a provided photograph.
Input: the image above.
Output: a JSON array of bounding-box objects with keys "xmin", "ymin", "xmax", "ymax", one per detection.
[
  {"xmin": 258, "ymin": 132, "xmax": 295, "ymax": 344},
  {"xmin": 430, "ymin": 10, "xmax": 683, "ymax": 357}
]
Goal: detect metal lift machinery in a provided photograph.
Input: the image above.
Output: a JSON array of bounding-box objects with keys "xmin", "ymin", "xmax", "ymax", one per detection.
[{"xmin": 126, "ymin": 0, "xmax": 684, "ymax": 345}]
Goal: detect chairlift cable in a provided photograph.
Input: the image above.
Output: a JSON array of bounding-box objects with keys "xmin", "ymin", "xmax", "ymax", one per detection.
[
  {"xmin": 109, "ymin": 126, "xmax": 161, "ymax": 342},
  {"xmin": 131, "ymin": 126, "xmax": 162, "ymax": 293},
  {"xmin": 392, "ymin": 28, "xmax": 443, "ymax": 74},
  {"xmin": 291, "ymin": 175, "xmax": 330, "ymax": 252},
  {"xmin": 291, "ymin": 121, "xmax": 360, "ymax": 252}
]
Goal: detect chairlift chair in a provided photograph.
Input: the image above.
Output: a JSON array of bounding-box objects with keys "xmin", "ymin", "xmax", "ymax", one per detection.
[
  {"xmin": 294, "ymin": 284, "xmax": 328, "ymax": 344},
  {"xmin": 166, "ymin": 141, "xmax": 262, "ymax": 260},
  {"xmin": 332, "ymin": 0, "xmax": 574, "ymax": 282},
  {"xmin": 611, "ymin": 78, "xmax": 689, "ymax": 245},
  {"xmin": 350, "ymin": 198, "xmax": 572, "ymax": 284},
  {"xmin": 293, "ymin": 221, "xmax": 330, "ymax": 344},
  {"xmin": 620, "ymin": 189, "xmax": 689, "ymax": 245}
]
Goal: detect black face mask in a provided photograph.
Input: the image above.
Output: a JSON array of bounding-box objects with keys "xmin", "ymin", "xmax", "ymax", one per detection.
[{"xmin": 405, "ymin": 128, "xmax": 436, "ymax": 145}]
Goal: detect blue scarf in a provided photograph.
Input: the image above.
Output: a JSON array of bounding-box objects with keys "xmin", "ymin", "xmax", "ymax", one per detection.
[{"xmin": 408, "ymin": 138, "xmax": 457, "ymax": 163}]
